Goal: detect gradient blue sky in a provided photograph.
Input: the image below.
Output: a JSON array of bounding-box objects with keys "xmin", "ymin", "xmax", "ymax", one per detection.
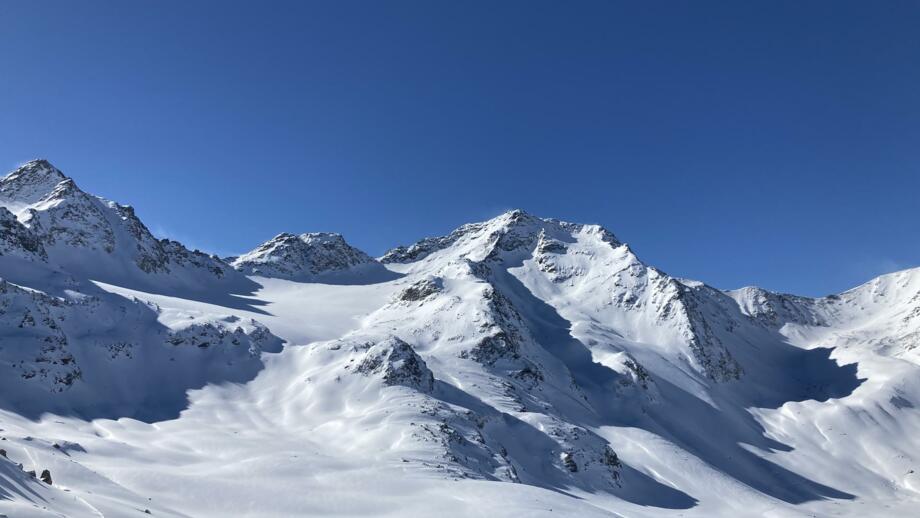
[{"xmin": 1, "ymin": 1, "xmax": 918, "ymax": 296}]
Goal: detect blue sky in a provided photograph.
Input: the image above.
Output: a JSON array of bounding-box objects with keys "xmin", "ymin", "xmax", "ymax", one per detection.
[{"xmin": 1, "ymin": 1, "xmax": 917, "ymax": 296}]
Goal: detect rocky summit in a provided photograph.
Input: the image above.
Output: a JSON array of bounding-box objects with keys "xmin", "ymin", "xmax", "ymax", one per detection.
[{"xmin": 232, "ymin": 231, "xmax": 379, "ymax": 281}]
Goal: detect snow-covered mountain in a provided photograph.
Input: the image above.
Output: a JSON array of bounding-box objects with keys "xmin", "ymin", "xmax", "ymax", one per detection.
[
  {"xmin": 0, "ymin": 160, "xmax": 253, "ymax": 297},
  {"xmin": 2, "ymin": 161, "xmax": 920, "ymax": 517},
  {"xmin": 0, "ymin": 161, "xmax": 282, "ymax": 423},
  {"xmin": 232, "ymin": 231, "xmax": 396, "ymax": 283}
]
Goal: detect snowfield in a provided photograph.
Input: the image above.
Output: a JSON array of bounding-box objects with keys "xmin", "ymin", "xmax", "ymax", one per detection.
[{"xmin": 1, "ymin": 160, "xmax": 919, "ymax": 517}]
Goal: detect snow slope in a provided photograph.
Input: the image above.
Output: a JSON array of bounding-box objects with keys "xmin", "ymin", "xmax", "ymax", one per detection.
[{"xmin": 2, "ymin": 161, "xmax": 920, "ymax": 517}]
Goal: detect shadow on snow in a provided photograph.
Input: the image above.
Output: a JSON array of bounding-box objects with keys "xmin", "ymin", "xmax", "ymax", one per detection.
[{"xmin": 487, "ymin": 260, "xmax": 863, "ymax": 508}]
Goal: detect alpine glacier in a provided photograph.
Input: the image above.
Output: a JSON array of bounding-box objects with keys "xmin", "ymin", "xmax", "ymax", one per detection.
[{"xmin": 1, "ymin": 160, "xmax": 919, "ymax": 517}]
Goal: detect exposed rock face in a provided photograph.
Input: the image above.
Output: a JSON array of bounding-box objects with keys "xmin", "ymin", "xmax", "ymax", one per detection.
[
  {"xmin": 232, "ymin": 232, "xmax": 379, "ymax": 281},
  {"xmin": 356, "ymin": 337, "xmax": 435, "ymax": 392},
  {"xmin": 380, "ymin": 224, "xmax": 486, "ymax": 264},
  {"xmin": 0, "ymin": 207, "xmax": 46, "ymax": 260},
  {"xmin": 165, "ymin": 316, "xmax": 281, "ymax": 356},
  {"xmin": 462, "ymin": 286, "xmax": 527, "ymax": 368},
  {"xmin": 729, "ymin": 286, "xmax": 826, "ymax": 328},
  {"xmin": 0, "ymin": 279, "xmax": 79, "ymax": 392},
  {"xmin": 0, "ymin": 160, "xmax": 67, "ymax": 207},
  {"xmin": 396, "ymin": 277, "xmax": 442, "ymax": 302},
  {"xmin": 0, "ymin": 275, "xmax": 281, "ymax": 403}
]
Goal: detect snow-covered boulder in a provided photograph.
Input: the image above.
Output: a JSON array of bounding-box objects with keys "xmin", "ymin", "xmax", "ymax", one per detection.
[{"xmin": 356, "ymin": 337, "xmax": 435, "ymax": 392}]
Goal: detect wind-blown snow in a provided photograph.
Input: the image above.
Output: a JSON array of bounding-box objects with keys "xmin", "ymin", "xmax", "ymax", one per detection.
[{"xmin": 1, "ymin": 161, "xmax": 919, "ymax": 517}]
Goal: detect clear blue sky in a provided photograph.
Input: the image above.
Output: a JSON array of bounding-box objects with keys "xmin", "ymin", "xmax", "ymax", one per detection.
[{"xmin": 1, "ymin": 1, "xmax": 917, "ymax": 296}]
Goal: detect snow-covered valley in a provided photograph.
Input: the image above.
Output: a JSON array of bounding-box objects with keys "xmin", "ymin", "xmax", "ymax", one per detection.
[{"xmin": 1, "ymin": 160, "xmax": 919, "ymax": 517}]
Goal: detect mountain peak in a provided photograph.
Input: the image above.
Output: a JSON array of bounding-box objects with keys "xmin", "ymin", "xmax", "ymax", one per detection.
[
  {"xmin": 0, "ymin": 160, "xmax": 247, "ymax": 292},
  {"xmin": 497, "ymin": 208, "xmax": 531, "ymax": 219},
  {"xmin": 0, "ymin": 160, "xmax": 72, "ymax": 209},
  {"xmin": 382, "ymin": 210, "xmax": 620, "ymax": 264},
  {"xmin": 9, "ymin": 159, "xmax": 62, "ymax": 174},
  {"xmin": 299, "ymin": 231, "xmax": 347, "ymax": 243},
  {"xmin": 232, "ymin": 231, "xmax": 378, "ymax": 281},
  {"xmin": 483, "ymin": 208, "xmax": 539, "ymax": 228},
  {"xmin": 3, "ymin": 159, "xmax": 67, "ymax": 184}
]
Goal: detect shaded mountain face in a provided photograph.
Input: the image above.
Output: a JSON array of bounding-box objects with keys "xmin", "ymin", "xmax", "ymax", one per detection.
[
  {"xmin": 0, "ymin": 275, "xmax": 282, "ymax": 421},
  {"xmin": 0, "ymin": 166, "xmax": 919, "ymax": 517}
]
